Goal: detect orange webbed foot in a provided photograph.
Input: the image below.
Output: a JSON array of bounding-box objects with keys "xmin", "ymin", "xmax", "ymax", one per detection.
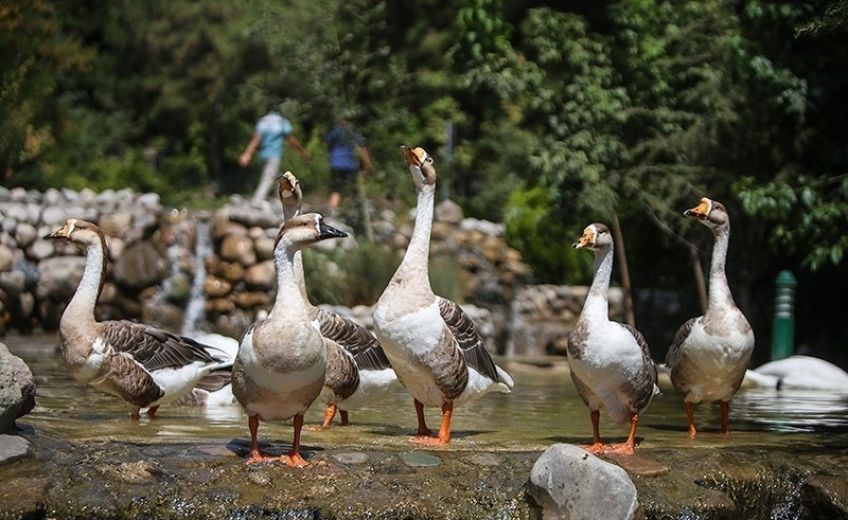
[
  {"xmin": 604, "ymin": 443, "xmax": 636, "ymax": 455},
  {"xmin": 281, "ymin": 451, "xmax": 309, "ymax": 468},
  {"xmin": 580, "ymin": 442, "xmax": 606, "ymax": 455},
  {"xmin": 245, "ymin": 451, "xmax": 275, "ymax": 465},
  {"xmin": 410, "ymin": 435, "xmax": 449, "ymax": 446}
]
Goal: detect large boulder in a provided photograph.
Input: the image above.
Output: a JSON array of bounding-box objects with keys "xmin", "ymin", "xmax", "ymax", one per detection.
[
  {"xmin": 0, "ymin": 362, "xmax": 22, "ymax": 433},
  {"xmin": 0, "ymin": 343, "xmax": 36, "ymax": 419},
  {"xmin": 113, "ymin": 240, "xmax": 168, "ymax": 289},
  {"xmin": 528, "ymin": 444, "xmax": 638, "ymax": 520},
  {"xmin": 220, "ymin": 235, "xmax": 256, "ymax": 266},
  {"xmin": 36, "ymin": 256, "xmax": 87, "ymax": 301}
]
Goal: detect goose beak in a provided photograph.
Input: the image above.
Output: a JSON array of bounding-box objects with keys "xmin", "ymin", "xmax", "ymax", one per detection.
[
  {"xmin": 684, "ymin": 198, "xmax": 711, "ymax": 220},
  {"xmin": 44, "ymin": 223, "xmax": 72, "ymax": 240},
  {"xmin": 278, "ymin": 171, "xmax": 299, "ymax": 199},
  {"xmin": 573, "ymin": 230, "xmax": 594, "ymax": 249},
  {"xmin": 318, "ymin": 221, "xmax": 348, "ymax": 240},
  {"xmin": 400, "ymin": 145, "xmax": 428, "ymax": 167}
]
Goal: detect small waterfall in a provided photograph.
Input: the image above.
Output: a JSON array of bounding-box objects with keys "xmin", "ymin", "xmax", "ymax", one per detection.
[
  {"xmin": 181, "ymin": 216, "xmax": 212, "ymax": 337},
  {"xmin": 152, "ymin": 243, "xmax": 183, "ymax": 308}
]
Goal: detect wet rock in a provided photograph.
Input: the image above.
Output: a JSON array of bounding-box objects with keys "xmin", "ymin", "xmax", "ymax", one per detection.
[
  {"xmin": 233, "ymin": 292, "xmax": 271, "ymax": 310},
  {"xmin": 97, "ymin": 461, "xmax": 160, "ymax": 484},
  {"xmin": 400, "ymin": 451, "xmax": 441, "ymax": 468},
  {"xmin": 37, "ymin": 256, "xmax": 86, "ymax": 301},
  {"xmin": 113, "ymin": 240, "xmax": 167, "ymax": 289},
  {"xmin": 214, "ymin": 310, "xmax": 253, "ymax": 339},
  {"xmin": 220, "ymin": 235, "xmax": 256, "ymax": 266},
  {"xmin": 40, "ymin": 206, "xmax": 67, "ymax": 227},
  {"xmin": 0, "ymin": 434, "xmax": 29, "ymax": 465},
  {"xmin": 244, "ymin": 260, "xmax": 275, "ymax": 290},
  {"xmin": 0, "ymin": 246, "xmax": 12, "ymax": 272},
  {"xmin": 246, "ymin": 468, "xmax": 272, "ymax": 486},
  {"xmin": 0, "ymin": 363, "xmax": 22, "ymax": 432},
  {"xmin": 0, "ymin": 343, "xmax": 36, "ymax": 419},
  {"xmin": 529, "ymin": 443, "xmax": 638, "ymax": 520},
  {"xmin": 225, "ymin": 206, "xmax": 280, "ymax": 229},
  {"xmin": 0, "ymin": 270, "xmax": 26, "ymax": 295},
  {"xmin": 605, "ymin": 453, "xmax": 670, "ymax": 477},
  {"xmin": 333, "ymin": 452, "xmax": 369, "ymax": 465},
  {"xmin": 215, "ymin": 261, "xmax": 245, "ymax": 283},
  {"xmin": 467, "ymin": 453, "xmax": 504, "ymax": 466},
  {"xmin": 800, "ymin": 476, "xmax": 848, "ymax": 518},
  {"xmin": 0, "ymin": 218, "xmax": 15, "ymax": 236},
  {"xmin": 206, "ymin": 298, "xmax": 235, "ymax": 314}
]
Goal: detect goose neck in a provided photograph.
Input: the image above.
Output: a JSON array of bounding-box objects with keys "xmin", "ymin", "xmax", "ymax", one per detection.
[
  {"xmin": 62, "ymin": 240, "xmax": 106, "ymax": 327},
  {"xmin": 271, "ymin": 246, "xmax": 310, "ymax": 320},
  {"xmin": 707, "ymin": 226, "xmax": 734, "ymax": 309},
  {"xmin": 581, "ymin": 246, "xmax": 613, "ymax": 321},
  {"xmin": 395, "ymin": 184, "xmax": 435, "ymax": 280}
]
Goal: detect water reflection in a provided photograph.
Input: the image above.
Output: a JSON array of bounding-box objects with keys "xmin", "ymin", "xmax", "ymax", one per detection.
[{"xmin": 7, "ymin": 334, "xmax": 848, "ymax": 450}]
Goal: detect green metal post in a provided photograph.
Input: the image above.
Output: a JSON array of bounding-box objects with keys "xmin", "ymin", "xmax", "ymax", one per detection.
[{"xmin": 771, "ymin": 270, "xmax": 797, "ymax": 361}]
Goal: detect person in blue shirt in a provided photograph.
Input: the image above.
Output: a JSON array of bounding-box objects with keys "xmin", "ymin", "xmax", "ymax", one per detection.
[
  {"xmin": 239, "ymin": 110, "xmax": 310, "ymax": 204},
  {"xmin": 325, "ymin": 117, "xmax": 372, "ymax": 212}
]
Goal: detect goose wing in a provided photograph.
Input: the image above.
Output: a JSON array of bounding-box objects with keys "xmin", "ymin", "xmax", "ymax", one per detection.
[
  {"xmin": 666, "ymin": 317, "xmax": 698, "ymax": 366},
  {"xmin": 616, "ymin": 323, "xmax": 658, "ymax": 412},
  {"xmin": 437, "ymin": 298, "xmax": 500, "ymax": 383},
  {"xmin": 311, "ymin": 307, "xmax": 392, "ymax": 371},
  {"xmin": 102, "ymin": 320, "xmax": 223, "ymax": 372}
]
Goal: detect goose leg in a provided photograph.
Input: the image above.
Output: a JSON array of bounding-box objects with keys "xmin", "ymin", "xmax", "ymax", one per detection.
[
  {"xmin": 413, "ymin": 399, "xmax": 432, "ymax": 438},
  {"xmin": 606, "ymin": 413, "xmax": 639, "ymax": 455},
  {"xmin": 686, "ymin": 402, "xmax": 697, "ymax": 439},
  {"xmin": 281, "ymin": 414, "xmax": 309, "ymax": 467},
  {"xmin": 412, "ymin": 401, "xmax": 453, "ymax": 445},
  {"xmin": 720, "ymin": 400, "xmax": 730, "ymax": 435},
  {"xmin": 321, "ymin": 404, "xmax": 337, "ymax": 428},
  {"xmin": 339, "ymin": 410, "xmax": 350, "ymax": 426},
  {"xmin": 580, "ymin": 410, "xmax": 605, "ymax": 454},
  {"xmin": 246, "ymin": 415, "xmax": 273, "ymax": 464},
  {"xmin": 147, "ymin": 405, "xmax": 159, "ymax": 419}
]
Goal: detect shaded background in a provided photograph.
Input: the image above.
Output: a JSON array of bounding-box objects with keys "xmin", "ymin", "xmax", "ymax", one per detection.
[{"xmin": 2, "ymin": 0, "xmax": 847, "ymax": 365}]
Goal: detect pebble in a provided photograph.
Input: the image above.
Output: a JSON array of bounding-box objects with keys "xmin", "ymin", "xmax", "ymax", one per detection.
[
  {"xmin": 466, "ymin": 453, "xmax": 503, "ymax": 466},
  {"xmin": 333, "ymin": 452, "xmax": 369, "ymax": 465},
  {"xmin": 400, "ymin": 451, "xmax": 441, "ymax": 468},
  {"xmin": 0, "ymin": 434, "xmax": 30, "ymax": 465}
]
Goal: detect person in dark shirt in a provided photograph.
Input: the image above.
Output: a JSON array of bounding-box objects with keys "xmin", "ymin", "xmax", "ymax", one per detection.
[{"xmin": 325, "ymin": 117, "xmax": 372, "ymax": 212}]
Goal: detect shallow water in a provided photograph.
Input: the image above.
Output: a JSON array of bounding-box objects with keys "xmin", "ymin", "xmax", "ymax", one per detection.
[{"xmin": 7, "ymin": 333, "xmax": 848, "ymax": 452}]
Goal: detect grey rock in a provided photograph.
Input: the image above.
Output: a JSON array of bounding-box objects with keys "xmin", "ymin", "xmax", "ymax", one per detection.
[
  {"xmin": 460, "ymin": 218, "xmax": 505, "ymax": 237},
  {"xmin": 79, "ymin": 187, "xmax": 96, "ymax": 205},
  {"xmin": 0, "ymin": 186, "xmax": 9, "ymax": 202},
  {"xmin": 61, "ymin": 188, "xmax": 79, "ymax": 202},
  {"xmin": 1, "ymin": 217, "xmax": 16, "ymax": 235},
  {"xmin": 0, "ymin": 434, "xmax": 30, "ymax": 465},
  {"xmin": 0, "ymin": 245, "xmax": 13, "ymax": 272},
  {"xmin": 0, "ymin": 270, "xmax": 26, "ymax": 295},
  {"xmin": 9, "ymin": 187, "xmax": 27, "ymax": 202},
  {"xmin": 528, "ymin": 444, "xmax": 638, "ymax": 520},
  {"xmin": 224, "ymin": 206, "xmax": 280, "ymax": 229},
  {"xmin": 113, "ymin": 240, "xmax": 167, "ymax": 289},
  {"xmin": 4, "ymin": 203, "xmax": 27, "ymax": 222},
  {"xmin": 0, "ymin": 362, "xmax": 22, "ymax": 433},
  {"xmin": 400, "ymin": 451, "xmax": 441, "ymax": 468},
  {"xmin": 27, "ymin": 239, "xmax": 55, "ymax": 261},
  {"xmin": 333, "ymin": 452, "xmax": 369, "ymax": 465},
  {"xmin": 0, "ymin": 343, "xmax": 36, "ymax": 418},
  {"xmin": 43, "ymin": 188, "xmax": 63, "ymax": 206},
  {"xmin": 253, "ymin": 236, "xmax": 275, "ymax": 261},
  {"xmin": 435, "ymin": 199, "xmax": 464, "ymax": 224},
  {"xmin": 36, "ymin": 256, "xmax": 86, "ymax": 301},
  {"xmin": 137, "ymin": 192, "xmax": 161, "ymax": 211},
  {"xmin": 40, "ymin": 206, "xmax": 68, "ymax": 227},
  {"xmin": 99, "ymin": 212, "xmax": 132, "ymax": 237},
  {"xmin": 14, "ymin": 223, "xmax": 37, "ymax": 249},
  {"xmin": 132, "ymin": 211, "xmax": 158, "ymax": 233},
  {"xmin": 26, "ymin": 189, "xmax": 42, "ymax": 203}
]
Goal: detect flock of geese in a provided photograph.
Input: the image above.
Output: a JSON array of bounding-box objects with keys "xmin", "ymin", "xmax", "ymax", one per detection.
[{"xmin": 44, "ymin": 145, "xmax": 753, "ymax": 466}]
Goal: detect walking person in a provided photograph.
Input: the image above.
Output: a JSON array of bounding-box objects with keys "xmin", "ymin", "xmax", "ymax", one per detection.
[
  {"xmin": 325, "ymin": 116, "xmax": 372, "ymax": 214},
  {"xmin": 239, "ymin": 108, "xmax": 310, "ymax": 205}
]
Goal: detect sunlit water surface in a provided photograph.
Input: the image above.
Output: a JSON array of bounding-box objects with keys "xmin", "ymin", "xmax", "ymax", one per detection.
[{"xmin": 7, "ymin": 334, "xmax": 848, "ymax": 452}]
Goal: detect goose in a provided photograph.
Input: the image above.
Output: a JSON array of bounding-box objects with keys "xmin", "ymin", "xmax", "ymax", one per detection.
[
  {"xmin": 232, "ymin": 213, "xmax": 347, "ymax": 466},
  {"xmin": 276, "ymin": 172, "xmax": 397, "ymax": 428},
  {"xmin": 569, "ymin": 223, "xmax": 659, "ymax": 455},
  {"xmin": 667, "ymin": 197, "xmax": 755, "ymax": 438},
  {"xmin": 44, "ymin": 219, "xmax": 232, "ymax": 418},
  {"xmin": 372, "ymin": 146, "xmax": 514, "ymax": 445}
]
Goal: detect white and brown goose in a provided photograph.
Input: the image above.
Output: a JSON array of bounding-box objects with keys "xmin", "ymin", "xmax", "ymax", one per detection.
[
  {"xmin": 373, "ymin": 146, "xmax": 514, "ymax": 446},
  {"xmin": 232, "ymin": 213, "xmax": 347, "ymax": 467},
  {"xmin": 45, "ymin": 219, "xmax": 232, "ymax": 418},
  {"xmin": 276, "ymin": 172, "xmax": 397, "ymax": 429},
  {"xmin": 569, "ymin": 223, "xmax": 659, "ymax": 455},
  {"xmin": 667, "ymin": 198, "xmax": 754, "ymax": 438}
]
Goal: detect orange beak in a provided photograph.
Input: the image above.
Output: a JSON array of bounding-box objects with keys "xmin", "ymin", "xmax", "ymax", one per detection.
[
  {"xmin": 401, "ymin": 145, "xmax": 427, "ymax": 167},
  {"xmin": 684, "ymin": 198, "xmax": 711, "ymax": 220},
  {"xmin": 572, "ymin": 228, "xmax": 594, "ymax": 249}
]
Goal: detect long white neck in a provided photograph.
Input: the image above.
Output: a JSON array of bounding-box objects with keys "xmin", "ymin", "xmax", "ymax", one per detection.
[
  {"xmin": 271, "ymin": 246, "xmax": 311, "ymax": 321},
  {"xmin": 63, "ymin": 241, "xmax": 105, "ymax": 325},
  {"xmin": 282, "ymin": 202, "xmax": 310, "ymax": 305},
  {"xmin": 392, "ymin": 184, "xmax": 435, "ymax": 284},
  {"xmin": 707, "ymin": 226, "xmax": 734, "ymax": 310},
  {"xmin": 580, "ymin": 246, "xmax": 613, "ymax": 322}
]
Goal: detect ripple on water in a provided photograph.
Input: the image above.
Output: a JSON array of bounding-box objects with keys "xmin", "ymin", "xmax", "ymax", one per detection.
[{"xmin": 6, "ymin": 334, "xmax": 848, "ymax": 451}]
